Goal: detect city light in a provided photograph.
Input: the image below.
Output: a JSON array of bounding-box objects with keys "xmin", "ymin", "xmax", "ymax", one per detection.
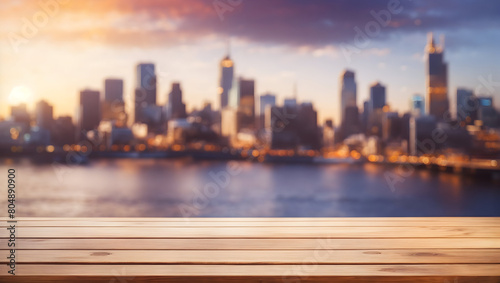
[{"xmin": 0, "ymin": 1, "xmax": 498, "ymax": 179}]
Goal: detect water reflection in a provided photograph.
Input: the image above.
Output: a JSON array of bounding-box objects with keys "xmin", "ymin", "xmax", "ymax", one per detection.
[{"xmin": 1, "ymin": 158, "xmax": 499, "ymax": 217}]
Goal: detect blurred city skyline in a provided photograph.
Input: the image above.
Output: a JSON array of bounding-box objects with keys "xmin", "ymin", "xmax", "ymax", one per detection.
[{"xmin": 1, "ymin": 0, "xmax": 500, "ymax": 124}]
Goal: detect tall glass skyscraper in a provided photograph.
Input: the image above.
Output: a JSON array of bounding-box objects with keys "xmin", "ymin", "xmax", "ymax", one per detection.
[
  {"xmin": 135, "ymin": 63, "xmax": 157, "ymax": 123},
  {"xmin": 218, "ymin": 52, "xmax": 234, "ymax": 110},
  {"xmin": 369, "ymin": 81, "xmax": 386, "ymax": 112},
  {"xmin": 425, "ymin": 33, "xmax": 449, "ymax": 120},
  {"xmin": 340, "ymin": 69, "xmax": 357, "ymax": 126}
]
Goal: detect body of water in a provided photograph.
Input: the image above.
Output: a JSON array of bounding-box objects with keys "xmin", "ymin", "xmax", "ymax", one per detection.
[{"xmin": 2, "ymin": 158, "xmax": 500, "ymax": 217}]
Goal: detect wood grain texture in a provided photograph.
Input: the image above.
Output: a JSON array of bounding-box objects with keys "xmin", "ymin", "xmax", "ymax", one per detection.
[
  {"xmin": 3, "ymin": 238, "xmax": 500, "ymax": 250},
  {"xmin": 0, "ymin": 217, "xmax": 499, "ymax": 282},
  {"xmin": 2, "ymin": 276, "xmax": 500, "ymax": 283},
  {"xmin": 3, "ymin": 226, "xmax": 499, "ymax": 238},
  {"xmin": 1, "ymin": 264, "xmax": 500, "ymax": 276},
  {"xmin": 4, "ymin": 249, "xmax": 500, "ymax": 264},
  {"xmin": 3, "ymin": 218, "xmax": 500, "ymax": 227}
]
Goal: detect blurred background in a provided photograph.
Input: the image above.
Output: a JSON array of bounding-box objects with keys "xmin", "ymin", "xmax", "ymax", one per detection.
[{"xmin": 0, "ymin": 0, "xmax": 499, "ymax": 217}]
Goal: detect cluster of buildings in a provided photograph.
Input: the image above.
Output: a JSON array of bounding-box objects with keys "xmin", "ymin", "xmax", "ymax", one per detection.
[
  {"xmin": 334, "ymin": 34, "xmax": 500, "ymax": 158},
  {"xmin": 1, "ymin": 33, "xmax": 500, "ymax": 159}
]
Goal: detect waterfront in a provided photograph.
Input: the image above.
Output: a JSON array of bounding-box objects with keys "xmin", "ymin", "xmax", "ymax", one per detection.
[{"xmin": 1, "ymin": 158, "xmax": 500, "ymax": 217}]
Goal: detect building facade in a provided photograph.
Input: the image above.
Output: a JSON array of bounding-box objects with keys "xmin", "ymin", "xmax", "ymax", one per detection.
[{"xmin": 425, "ymin": 33, "xmax": 449, "ymax": 120}]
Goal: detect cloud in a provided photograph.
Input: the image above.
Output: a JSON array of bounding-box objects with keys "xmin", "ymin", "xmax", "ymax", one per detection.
[{"xmin": 2, "ymin": 0, "xmax": 500, "ymax": 50}]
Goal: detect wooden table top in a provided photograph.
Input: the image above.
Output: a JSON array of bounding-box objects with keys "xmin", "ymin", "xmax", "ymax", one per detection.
[{"xmin": 1, "ymin": 217, "xmax": 500, "ymax": 282}]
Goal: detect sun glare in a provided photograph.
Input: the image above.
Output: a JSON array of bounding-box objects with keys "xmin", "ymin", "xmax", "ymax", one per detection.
[{"xmin": 8, "ymin": 86, "xmax": 34, "ymax": 105}]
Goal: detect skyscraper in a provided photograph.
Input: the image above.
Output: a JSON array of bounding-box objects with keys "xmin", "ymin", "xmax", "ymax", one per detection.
[
  {"xmin": 425, "ymin": 33, "xmax": 449, "ymax": 120},
  {"xmin": 362, "ymin": 100, "xmax": 370, "ymax": 132},
  {"xmin": 409, "ymin": 115, "xmax": 437, "ymax": 156},
  {"xmin": 35, "ymin": 100, "xmax": 54, "ymax": 130},
  {"xmin": 297, "ymin": 102, "xmax": 320, "ymax": 149},
  {"xmin": 369, "ymin": 81, "xmax": 386, "ymax": 112},
  {"xmin": 167, "ymin": 82, "xmax": 187, "ymax": 120},
  {"xmin": 79, "ymin": 89, "xmax": 101, "ymax": 132},
  {"xmin": 477, "ymin": 96, "xmax": 498, "ymax": 128},
  {"xmin": 103, "ymin": 79, "xmax": 126, "ymax": 123},
  {"xmin": 340, "ymin": 70, "xmax": 357, "ymax": 126},
  {"xmin": 268, "ymin": 105, "xmax": 299, "ymax": 149},
  {"xmin": 260, "ymin": 94, "xmax": 276, "ymax": 117},
  {"xmin": 104, "ymin": 79, "xmax": 124, "ymax": 103},
  {"xmin": 342, "ymin": 105, "xmax": 361, "ymax": 139},
  {"xmin": 52, "ymin": 116, "xmax": 76, "ymax": 146},
  {"xmin": 411, "ymin": 94, "xmax": 425, "ymax": 116},
  {"xmin": 218, "ymin": 51, "xmax": 234, "ymax": 110},
  {"xmin": 259, "ymin": 94, "xmax": 276, "ymax": 129},
  {"xmin": 135, "ymin": 63, "xmax": 157, "ymax": 123},
  {"xmin": 456, "ymin": 88, "xmax": 477, "ymax": 125},
  {"xmin": 382, "ymin": 112, "xmax": 401, "ymax": 142},
  {"xmin": 237, "ymin": 77, "xmax": 255, "ymax": 130},
  {"xmin": 10, "ymin": 104, "xmax": 30, "ymax": 125}
]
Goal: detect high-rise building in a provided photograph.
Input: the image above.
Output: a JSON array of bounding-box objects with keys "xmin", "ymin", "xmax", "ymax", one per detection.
[
  {"xmin": 259, "ymin": 94, "xmax": 276, "ymax": 117},
  {"xmin": 411, "ymin": 94, "xmax": 425, "ymax": 116},
  {"xmin": 456, "ymin": 88, "xmax": 477, "ymax": 125},
  {"xmin": 135, "ymin": 63, "xmax": 157, "ymax": 123},
  {"xmin": 284, "ymin": 98, "xmax": 297, "ymax": 107},
  {"xmin": 362, "ymin": 100, "xmax": 370, "ymax": 133},
  {"xmin": 103, "ymin": 79, "xmax": 126, "ymax": 123},
  {"xmin": 382, "ymin": 112, "xmax": 401, "ymax": 142},
  {"xmin": 167, "ymin": 82, "xmax": 187, "ymax": 120},
  {"xmin": 79, "ymin": 89, "xmax": 101, "ymax": 132},
  {"xmin": 52, "ymin": 116, "xmax": 76, "ymax": 146},
  {"xmin": 235, "ymin": 77, "xmax": 255, "ymax": 130},
  {"xmin": 342, "ymin": 105, "xmax": 361, "ymax": 139},
  {"xmin": 10, "ymin": 104, "xmax": 30, "ymax": 125},
  {"xmin": 35, "ymin": 100, "xmax": 53, "ymax": 130},
  {"xmin": 425, "ymin": 33, "xmax": 449, "ymax": 120},
  {"xmin": 259, "ymin": 94, "xmax": 276, "ymax": 129},
  {"xmin": 323, "ymin": 119, "xmax": 335, "ymax": 149},
  {"xmin": 218, "ymin": 51, "xmax": 234, "ymax": 110},
  {"xmin": 477, "ymin": 96, "xmax": 498, "ymax": 128},
  {"xmin": 409, "ymin": 115, "xmax": 437, "ymax": 156},
  {"xmin": 340, "ymin": 70, "xmax": 357, "ymax": 126},
  {"xmin": 104, "ymin": 79, "xmax": 124, "ymax": 103},
  {"xmin": 369, "ymin": 82, "xmax": 386, "ymax": 112},
  {"xmin": 297, "ymin": 102, "xmax": 320, "ymax": 149},
  {"xmin": 268, "ymin": 104, "xmax": 299, "ymax": 149},
  {"xmin": 221, "ymin": 108, "xmax": 238, "ymax": 138}
]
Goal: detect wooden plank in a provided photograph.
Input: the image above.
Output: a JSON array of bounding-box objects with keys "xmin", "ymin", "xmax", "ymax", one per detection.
[
  {"xmin": 2, "ymin": 226, "xmax": 499, "ymax": 238},
  {"xmin": 5, "ymin": 249, "xmax": 500, "ymax": 264},
  {"xmin": 4, "ymin": 238, "xmax": 500, "ymax": 250},
  {"xmin": 2, "ymin": 276, "xmax": 500, "ymax": 283},
  {"xmin": 1, "ymin": 218, "xmax": 498, "ymax": 282},
  {"xmin": 5, "ymin": 219, "xmax": 500, "ymax": 227},
  {"xmin": 5, "ymin": 217, "xmax": 500, "ymax": 223},
  {"xmin": 1, "ymin": 264, "xmax": 500, "ymax": 276}
]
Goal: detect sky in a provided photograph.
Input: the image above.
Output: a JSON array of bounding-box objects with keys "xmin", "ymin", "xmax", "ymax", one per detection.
[{"xmin": 1, "ymin": 0, "xmax": 500, "ymax": 124}]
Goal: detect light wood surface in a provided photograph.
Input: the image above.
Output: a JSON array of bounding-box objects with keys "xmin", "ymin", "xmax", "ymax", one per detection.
[{"xmin": 1, "ymin": 217, "xmax": 499, "ymax": 282}]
